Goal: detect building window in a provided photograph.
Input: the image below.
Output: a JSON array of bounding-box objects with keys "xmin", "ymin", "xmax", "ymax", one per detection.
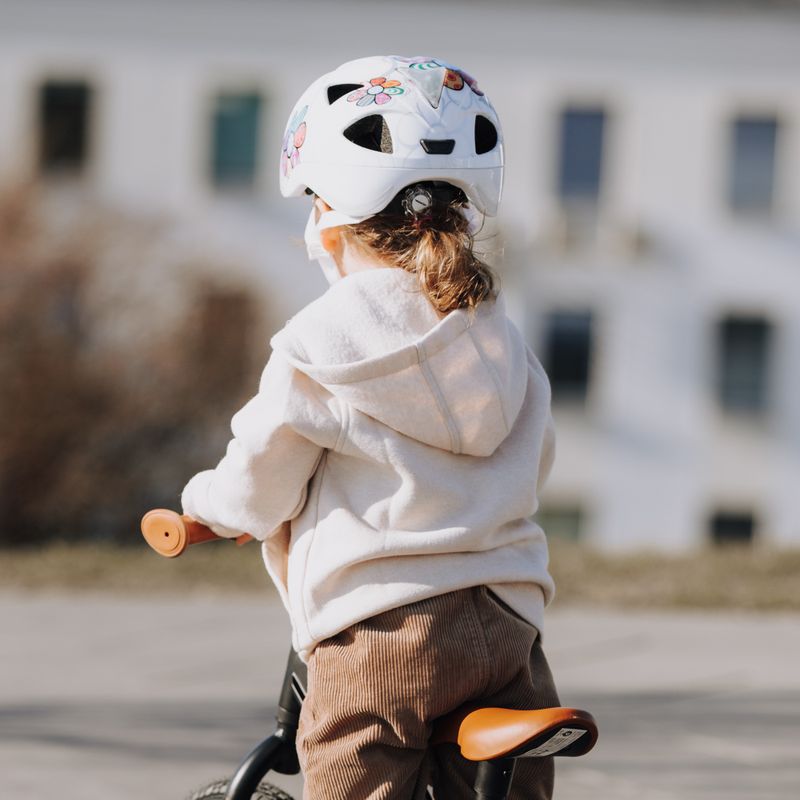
[
  {"xmin": 728, "ymin": 116, "xmax": 779, "ymax": 215},
  {"xmin": 716, "ymin": 315, "xmax": 772, "ymax": 414},
  {"xmin": 38, "ymin": 80, "xmax": 92, "ymax": 175},
  {"xmin": 557, "ymin": 107, "xmax": 606, "ymax": 207},
  {"xmin": 543, "ymin": 310, "xmax": 593, "ymax": 403},
  {"xmin": 536, "ymin": 505, "xmax": 584, "ymax": 541},
  {"xmin": 210, "ymin": 92, "xmax": 262, "ymax": 188},
  {"xmin": 709, "ymin": 510, "xmax": 755, "ymax": 545}
]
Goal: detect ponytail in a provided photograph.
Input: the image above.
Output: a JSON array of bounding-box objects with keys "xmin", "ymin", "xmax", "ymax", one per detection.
[{"xmin": 343, "ymin": 183, "xmax": 496, "ymax": 314}]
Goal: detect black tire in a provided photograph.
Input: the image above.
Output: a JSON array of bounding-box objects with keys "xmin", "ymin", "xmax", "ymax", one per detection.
[{"xmin": 187, "ymin": 778, "xmax": 295, "ymax": 800}]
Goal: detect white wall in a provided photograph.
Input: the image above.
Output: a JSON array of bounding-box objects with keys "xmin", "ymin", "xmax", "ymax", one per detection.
[{"xmin": 2, "ymin": 0, "xmax": 799, "ymax": 549}]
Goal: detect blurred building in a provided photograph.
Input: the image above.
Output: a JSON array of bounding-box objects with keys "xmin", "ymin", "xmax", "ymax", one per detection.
[{"xmin": 2, "ymin": 0, "xmax": 799, "ymax": 550}]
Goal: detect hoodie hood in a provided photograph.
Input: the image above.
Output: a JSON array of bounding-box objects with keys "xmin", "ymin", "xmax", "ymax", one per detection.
[{"xmin": 270, "ymin": 268, "xmax": 528, "ymax": 457}]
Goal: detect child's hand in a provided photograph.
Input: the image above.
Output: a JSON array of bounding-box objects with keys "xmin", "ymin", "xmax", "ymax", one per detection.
[{"xmin": 141, "ymin": 509, "xmax": 252, "ymax": 557}]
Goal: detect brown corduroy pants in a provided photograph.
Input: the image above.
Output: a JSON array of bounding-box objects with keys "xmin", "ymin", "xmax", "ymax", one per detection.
[{"xmin": 297, "ymin": 585, "xmax": 560, "ymax": 800}]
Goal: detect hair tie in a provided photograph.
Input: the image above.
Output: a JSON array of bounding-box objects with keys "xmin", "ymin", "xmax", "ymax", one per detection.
[
  {"xmin": 411, "ymin": 212, "xmax": 434, "ymax": 231},
  {"xmin": 402, "ymin": 185, "xmax": 435, "ymax": 231}
]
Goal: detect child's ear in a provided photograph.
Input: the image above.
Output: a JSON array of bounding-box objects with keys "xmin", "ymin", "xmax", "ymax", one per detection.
[
  {"xmin": 314, "ymin": 196, "xmax": 333, "ymax": 217},
  {"xmin": 320, "ymin": 226, "xmax": 340, "ymax": 254}
]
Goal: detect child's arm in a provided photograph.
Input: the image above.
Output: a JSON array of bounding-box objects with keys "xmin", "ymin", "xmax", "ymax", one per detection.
[{"xmin": 180, "ymin": 351, "xmax": 340, "ymax": 541}]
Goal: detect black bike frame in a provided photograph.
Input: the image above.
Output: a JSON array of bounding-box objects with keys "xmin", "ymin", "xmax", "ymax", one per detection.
[{"xmin": 223, "ymin": 650, "xmax": 306, "ymax": 800}]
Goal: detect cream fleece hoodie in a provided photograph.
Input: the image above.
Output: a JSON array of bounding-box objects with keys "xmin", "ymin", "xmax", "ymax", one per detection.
[{"xmin": 181, "ymin": 267, "xmax": 556, "ymax": 661}]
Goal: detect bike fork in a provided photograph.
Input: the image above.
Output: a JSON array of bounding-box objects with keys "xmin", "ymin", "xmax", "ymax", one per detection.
[
  {"xmin": 224, "ymin": 650, "xmax": 307, "ymax": 800},
  {"xmin": 224, "ymin": 728, "xmax": 297, "ymax": 800}
]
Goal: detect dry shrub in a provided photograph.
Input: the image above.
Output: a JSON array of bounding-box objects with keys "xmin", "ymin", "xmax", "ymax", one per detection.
[{"xmin": 0, "ymin": 184, "xmax": 265, "ymax": 545}]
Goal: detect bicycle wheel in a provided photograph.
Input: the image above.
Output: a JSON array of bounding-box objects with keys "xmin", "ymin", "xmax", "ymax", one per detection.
[{"xmin": 187, "ymin": 779, "xmax": 295, "ymax": 800}]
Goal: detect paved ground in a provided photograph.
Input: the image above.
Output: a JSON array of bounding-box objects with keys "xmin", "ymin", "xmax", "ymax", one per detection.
[{"xmin": 2, "ymin": 592, "xmax": 798, "ymax": 799}]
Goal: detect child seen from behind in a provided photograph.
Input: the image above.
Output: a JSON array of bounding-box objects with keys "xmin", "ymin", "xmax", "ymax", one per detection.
[{"xmin": 182, "ymin": 55, "xmax": 560, "ymax": 799}]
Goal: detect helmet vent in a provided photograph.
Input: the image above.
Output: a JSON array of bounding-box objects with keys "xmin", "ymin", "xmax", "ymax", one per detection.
[
  {"xmin": 327, "ymin": 83, "xmax": 363, "ymax": 104},
  {"xmin": 343, "ymin": 115, "xmax": 393, "ymax": 154},
  {"xmin": 475, "ymin": 115, "xmax": 498, "ymax": 154},
  {"xmin": 420, "ymin": 139, "xmax": 455, "ymax": 155}
]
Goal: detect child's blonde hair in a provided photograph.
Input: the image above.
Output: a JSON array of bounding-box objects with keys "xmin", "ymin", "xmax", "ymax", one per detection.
[{"xmin": 343, "ymin": 182, "xmax": 496, "ymax": 314}]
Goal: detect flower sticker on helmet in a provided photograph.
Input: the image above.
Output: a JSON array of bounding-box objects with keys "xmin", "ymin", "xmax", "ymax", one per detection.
[
  {"xmin": 347, "ymin": 77, "xmax": 404, "ymax": 107},
  {"xmin": 406, "ymin": 59, "xmax": 485, "ymax": 97},
  {"xmin": 442, "ymin": 66, "xmax": 483, "ymax": 96},
  {"xmin": 444, "ymin": 70, "xmax": 464, "ymax": 91},
  {"xmin": 281, "ymin": 105, "xmax": 308, "ymax": 177},
  {"xmin": 456, "ymin": 67, "xmax": 484, "ymax": 96},
  {"xmin": 408, "ymin": 59, "xmax": 441, "ymax": 71}
]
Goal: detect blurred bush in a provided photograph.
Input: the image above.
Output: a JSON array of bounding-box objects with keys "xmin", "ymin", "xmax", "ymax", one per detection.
[
  {"xmin": 2, "ymin": 538, "xmax": 798, "ymax": 609},
  {"xmin": 0, "ymin": 185, "xmax": 265, "ymax": 546}
]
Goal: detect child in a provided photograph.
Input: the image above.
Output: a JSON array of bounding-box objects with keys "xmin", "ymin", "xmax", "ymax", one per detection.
[{"xmin": 181, "ymin": 55, "xmax": 560, "ymax": 799}]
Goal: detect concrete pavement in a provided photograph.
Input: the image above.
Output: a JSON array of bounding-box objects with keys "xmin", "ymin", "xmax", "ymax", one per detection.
[{"xmin": 2, "ymin": 591, "xmax": 798, "ymax": 799}]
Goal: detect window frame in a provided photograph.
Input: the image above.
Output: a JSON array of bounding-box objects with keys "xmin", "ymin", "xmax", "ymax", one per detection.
[
  {"xmin": 207, "ymin": 87, "xmax": 266, "ymax": 193},
  {"xmin": 542, "ymin": 308, "xmax": 595, "ymax": 406},
  {"xmin": 36, "ymin": 77, "xmax": 96, "ymax": 178},
  {"xmin": 708, "ymin": 509, "xmax": 758, "ymax": 546},
  {"xmin": 555, "ymin": 104, "xmax": 609, "ymax": 213},
  {"xmin": 726, "ymin": 112, "xmax": 782, "ymax": 219},
  {"xmin": 714, "ymin": 313, "xmax": 773, "ymax": 417}
]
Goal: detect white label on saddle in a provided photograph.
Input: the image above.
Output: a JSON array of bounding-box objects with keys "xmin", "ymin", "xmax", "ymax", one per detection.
[{"xmin": 521, "ymin": 728, "xmax": 587, "ymax": 757}]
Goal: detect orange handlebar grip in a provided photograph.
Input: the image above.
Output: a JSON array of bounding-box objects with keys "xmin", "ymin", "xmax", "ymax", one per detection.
[
  {"xmin": 141, "ymin": 509, "xmax": 219, "ymax": 558},
  {"xmin": 141, "ymin": 509, "xmax": 254, "ymax": 557}
]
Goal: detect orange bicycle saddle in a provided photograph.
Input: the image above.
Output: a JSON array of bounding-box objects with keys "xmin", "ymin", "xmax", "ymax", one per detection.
[{"xmin": 432, "ymin": 706, "xmax": 598, "ymax": 761}]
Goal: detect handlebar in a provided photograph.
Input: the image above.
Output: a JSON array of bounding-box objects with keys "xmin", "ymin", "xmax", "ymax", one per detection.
[{"xmin": 141, "ymin": 509, "xmax": 253, "ymax": 558}]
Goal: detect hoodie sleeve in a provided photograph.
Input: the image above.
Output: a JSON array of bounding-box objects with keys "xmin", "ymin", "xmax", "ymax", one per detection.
[{"xmin": 180, "ymin": 350, "xmax": 341, "ymax": 541}]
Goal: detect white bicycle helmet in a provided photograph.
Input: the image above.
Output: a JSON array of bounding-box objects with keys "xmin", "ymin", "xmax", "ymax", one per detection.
[{"xmin": 279, "ymin": 55, "xmax": 504, "ymax": 218}]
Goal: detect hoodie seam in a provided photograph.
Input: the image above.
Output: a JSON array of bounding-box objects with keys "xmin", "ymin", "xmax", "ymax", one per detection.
[
  {"xmin": 271, "ymin": 293, "xmax": 492, "ymax": 387},
  {"xmin": 333, "ymin": 397, "xmax": 349, "ymax": 453},
  {"xmin": 416, "ymin": 342, "xmax": 462, "ymax": 454},
  {"xmin": 467, "ymin": 326, "xmax": 510, "ymax": 434},
  {"xmin": 301, "ymin": 449, "xmax": 328, "ymax": 641}
]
